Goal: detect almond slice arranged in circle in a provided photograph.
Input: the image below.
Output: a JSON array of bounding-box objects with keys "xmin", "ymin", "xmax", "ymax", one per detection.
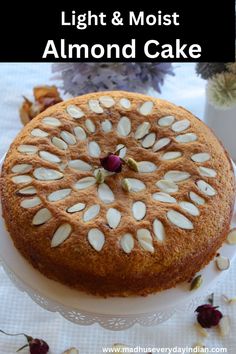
[
  {"xmin": 120, "ymin": 233, "xmax": 134, "ymax": 254},
  {"xmin": 48, "ymin": 188, "xmax": 71, "ymax": 202},
  {"xmin": 142, "ymin": 133, "xmax": 156, "ymax": 148},
  {"xmin": 191, "ymin": 153, "xmax": 211, "ymax": 163},
  {"xmin": 98, "ymin": 183, "xmax": 115, "ymax": 204},
  {"xmin": 132, "ymin": 201, "xmax": 146, "ymax": 220},
  {"xmin": 88, "ymin": 99, "xmax": 103, "ymax": 113},
  {"xmin": 31, "ymin": 129, "xmax": 49, "ymax": 138},
  {"xmin": 139, "ymin": 101, "xmax": 154, "ymax": 116},
  {"xmin": 51, "ymin": 223, "xmax": 72, "ymax": 248},
  {"xmin": 116, "ymin": 144, "xmax": 127, "ymax": 158},
  {"xmin": 12, "ymin": 175, "xmax": 33, "ymax": 184},
  {"xmin": 164, "ymin": 170, "xmax": 190, "ymax": 182},
  {"xmin": 88, "ymin": 141, "xmax": 101, "ymax": 157},
  {"xmin": 119, "ymin": 98, "xmax": 131, "ymax": 109},
  {"xmin": 74, "ymin": 177, "xmax": 96, "ymax": 190},
  {"xmin": 51, "ymin": 137, "xmax": 68, "ymax": 150},
  {"xmin": 17, "ymin": 145, "xmax": 38, "ymax": 155},
  {"xmin": 198, "ymin": 166, "xmax": 217, "ymax": 178},
  {"xmin": 176, "ymin": 133, "xmax": 197, "ymax": 143},
  {"xmin": 134, "ymin": 122, "xmax": 150, "ymax": 139},
  {"xmin": 74, "ymin": 126, "xmax": 87, "ymax": 141},
  {"xmin": 11, "ymin": 164, "xmax": 32, "ymax": 174},
  {"xmin": 60, "ymin": 131, "xmax": 77, "ymax": 145},
  {"xmin": 66, "ymin": 105, "xmax": 84, "ymax": 119},
  {"xmin": 83, "ymin": 204, "xmax": 100, "ymax": 222},
  {"xmin": 172, "ymin": 119, "xmax": 190, "ymax": 132},
  {"xmin": 33, "ymin": 168, "xmax": 63, "ymax": 181},
  {"xmin": 126, "ymin": 178, "xmax": 146, "ymax": 192},
  {"xmin": 153, "ymin": 138, "xmax": 171, "ymax": 152},
  {"xmin": 18, "ymin": 186, "xmax": 37, "ymax": 195},
  {"xmin": 158, "ymin": 115, "xmax": 175, "ymax": 127},
  {"xmin": 156, "ymin": 180, "xmax": 178, "ymax": 193},
  {"xmin": 42, "ymin": 117, "xmax": 61, "ymax": 126},
  {"xmin": 138, "ymin": 161, "xmax": 157, "ymax": 173},
  {"xmin": 85, "ymin": 119, "xmax": 96, "ymax": 133},
  {"xmin": 189, "ymin": 191, "xmax": 205, "ymax": 205},
  {"xmin": 137, "ymin": 229, "xmax": 154, "ymax": 253},
  {"xmin": 162, "ymin": 151, "xmax": 182, "ymax": 161},
  {"xmin": 153, "ymin": 219, "xmax": 165, "ymax": 242},
  {"xmin": 99, "ymin": 95, "xmax": 115, "ymax": 108},
  {"xmin": 179, "ymin": 201, "xmax": 200, "ymax": 216},
  {"xmin": 167, "ymin": 210, "xmax": 193, "ymax": 230},
  {"xmin": 32, "ymin": 208, "xmax": 52, "ymax": 225},
  {"xmin": 88, "ymin": 228, "xmax": 105, "ymax": 251},
  {"xmin": 117, "ymin": 116, "xmax": 131, "ymax": 136},
  {"xmin": 67, "ymin": 203, "xmax": 86, "ymax": 213},
  {"xmin": 106, "ymin": 208, "xmax": 121, "ymax": 229},
  {"xmin": 152, "ymin": 192, "xmax": 176, "ymax": 203},
  {"xmin": 68, "ymin": 160, "xmax": 92, "ymax": 171},
  {"xmin": 39, "ymin": 151, "xmax": 61, "ymax": 163},
  {"xmin": 101, "ymin": 119, "xmax": 112, "ymax": 132},
  {"xmin": 196, "ymin": 180, "xmax": 216, "ymax": 196},
  {"xmin": 20, "ymin": 197, "xmax": 41, "ymax": 209}
]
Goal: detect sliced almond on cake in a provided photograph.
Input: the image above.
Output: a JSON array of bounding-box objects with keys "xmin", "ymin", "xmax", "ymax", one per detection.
[
  {"xmin": 106, "ymin": 208, "xmax": 121, "ymax": 228},
  {"xmin": 88, "ymin": 228, "xmax": 105, "ymax": 251},
  {"xmin": 119, "ymin": 98, "xmax": 131, "ymax": 109},
  {"xmin": 139, "ymin": 101, "xmax": 154, "ymax": 115},
  {"xmin": 51, "ymin": 223, "xmax": 72, "ymax": 247},
  {"xmin": 32, "ymin": 208, "xmax": 52, "ymax": 225},
  {"xmin": 33, "ymin": 168, "xmax": 63, "ymax": 181},
  {"xmin": 134, "ymin": 122, "xmax": 150, "ymax": 139},
  {"xmin": 132, "ymin": 201, "xmax": 146, "ymax": 220},
  {"xmin": 158, "ymin": 115, "xmax": 175, "ymax": 127},
  {"xmin": 117, "ymin": 116, "xmax": 131, "ymax": 136},
  {"xmin": 153, "ymin": 218, "xmax": 165, "ymax": 242},
  {"xmin": 88, "ymin": 99, "xmax": 103, "ymax": 113},
  {"xmin": 167, "ymin": 210, "xmax": 193, "ymax": 229},
  {"xmin": 137, "ymin": 229, "xmax": 154, "ymax": 253},
  {"xmin": 120, "ymin": 233, "xmax": 134, "ymax": 254},
  {"xmin": 98, "ymin": 183, "xmax": 115, "ymax": 204},
  {"xmin": 66, "ymin": 104, "xmax": 84, "ymax": 118},
  {"xmin": 83, "ymin": 204, "xmax": 100, "ymax": 222}
]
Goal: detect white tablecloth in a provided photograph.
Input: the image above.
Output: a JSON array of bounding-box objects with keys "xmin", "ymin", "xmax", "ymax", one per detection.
[{"xmin": 0, "ymin": 63, "xmax": 235, "ymax": 353}]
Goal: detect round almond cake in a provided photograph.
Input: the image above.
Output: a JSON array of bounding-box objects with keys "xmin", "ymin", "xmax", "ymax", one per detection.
[{"xmin": 0, "ymin": 91, "xmax": 235, "ymax": 297}]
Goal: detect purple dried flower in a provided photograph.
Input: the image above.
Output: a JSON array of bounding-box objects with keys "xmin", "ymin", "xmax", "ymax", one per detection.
[
  {"xmin": 29, "ymin": 338, "xmax": 49, "ymax": 354},
  {"xmin": 195, "ymin": 304, "xmax": 223, "ymax": 328},
  {"xmin": 0, "ymin": 330, "xmax": 49, "ymax": 354},
  {"xmin": 52, "ymin": 63, "xmax": 174, "ymax": 96},
  {"xmin": 100, "ymin": 153, "xmax": 122, "ymax": 172}
]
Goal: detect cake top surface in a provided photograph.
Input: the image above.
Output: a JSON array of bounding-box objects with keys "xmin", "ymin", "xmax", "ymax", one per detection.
[{"xmin": 1, "ymin": 91, "xmax": 235, "ymax": 266}]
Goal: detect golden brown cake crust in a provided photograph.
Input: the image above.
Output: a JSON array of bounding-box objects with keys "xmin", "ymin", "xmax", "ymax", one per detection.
[{"xmin": 0, "ymin": 91, "xmax": 235, "ymax": 297}]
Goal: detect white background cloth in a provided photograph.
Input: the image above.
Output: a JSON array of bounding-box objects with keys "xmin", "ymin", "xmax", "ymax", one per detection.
[{"xmin": 0, "ymin": 63, "xmax": 235, "ymax": 353}]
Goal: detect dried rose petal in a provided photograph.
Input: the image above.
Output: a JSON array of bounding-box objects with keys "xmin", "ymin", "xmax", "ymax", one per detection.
[
  {"xmin": 195, "ymin": 304, "xmax": 223, "ymax": 328},
  {"xmin": 29, "ymin": 338, "xmax": 49, "ymax": 354},
  {"xmin": 100, "ymin": 153, "xmax": 122, "ymax": 172},
  {"xmin": 20, "ymin": 85, "xmax": 62, "ymax": 125}
]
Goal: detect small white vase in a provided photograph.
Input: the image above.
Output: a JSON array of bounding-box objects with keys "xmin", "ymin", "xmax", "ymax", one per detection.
[{"xmin": 204, "ymin": 101, "xmax": 236, "ymax": 161}]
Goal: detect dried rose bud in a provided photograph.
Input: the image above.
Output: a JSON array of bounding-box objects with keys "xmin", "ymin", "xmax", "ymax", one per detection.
[
  {"xmin": 0, "ymin": 330, "xmax": 49, "ymax": 354},
  {"xmin": 195, "ymin": 304, "xmax": 223, "ymax": 328},
  {"xmin": 100, "ymin": 153, "xmax": 122, "ymax": 173},
  {"xmin": 29, "ymin": 338, "xmax": 49, "ymax": 354}
]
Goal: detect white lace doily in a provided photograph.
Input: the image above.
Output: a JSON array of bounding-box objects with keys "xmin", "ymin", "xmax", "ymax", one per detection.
[{"xmin": 0, "ymin": 159, "xmax": 235, "ymax": 331}]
